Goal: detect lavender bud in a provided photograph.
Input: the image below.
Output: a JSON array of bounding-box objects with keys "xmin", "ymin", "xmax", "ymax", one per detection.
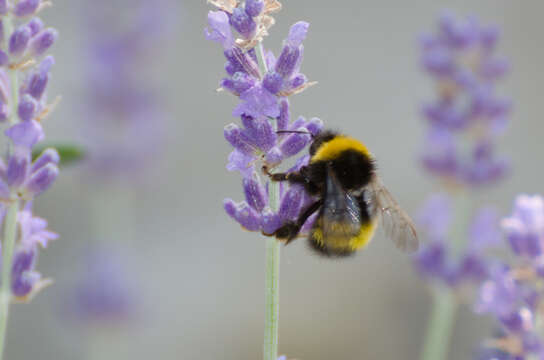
[
  {"xmin": 230, "ymin": 7, "xmax": 256, "ymax": 39},
  {"xmin": 224, "ymin": 123, "xmax": 255, "ymax": 156},
  {"xmin": 17, "ymin": 94, "xmax": 37, "ymax": 122},
  {"xmin": 5, "ymin": 120, "xmax": 44, "ymax": 148},
  {"xmin": 277, "ymin": 98, "xmax": 289, "ymax": 130},
  {"xmin": 25, "ymin": 163, "xmax": 58, "ymax": 195},
  {"xmin": 31, "ymin": 148, "xmax": 59, "ymax": 173},
  {"xmin": 499, "ymin": 308, "xmax": 533, "ymax": 333},
  {"xmin": 287, "ymin": 22, "xmax": 309, "ymax": 47},
  {"xmin": 9, "ymin": 26, "xmax": 31, "ymax": 56},
  {"xmin": 39, "ymin": 55, "xmax": 54, "ymax": 72},
  {"xmin": 261, "ymin": 207, "xmax": 281, "ymax": 235},
  {"xmin": 26, "ymin": 70, "xmax": 48, "ymax": 100},
  {"xmin": 275, "ymin": 45, "xmax": 301, "ymax": 80},
  {"xmin": 262, "ymin": 71, "xmax": 283, "ymax": 94},
  {"xmin": 305, "ymin": 117, "xmax": 323, "ymax": 135},
  {"xmin": 0, "ymin": 0, "xmax": 6, "ymax": 15},
  {"xmin": 6, "ymin": 148, "xmax": 30, "ymax": 187},
  {"xmin": 28, "ymin": 28, "xmax": 58, "ymax": 57},
  {"xmin": 245, "ymin": 0, "xmax": 264, "ymax": 17},
  {"xmin": 223, "ymin": 199, "xmax": 261, "ymax": 231},
  {"xmin": 243, "ymin": 175, "xmax": 267, "ymax": 212},
  {"xmin": 14, "ymin": 0, "xmax": 39, "ymax": 17},
  {"xmin": 264, "ymin": 147, "xmax": 283, "ymax": 165},
  {"xmin": 279, "ymin": 131, "xmax": 310, "ymax": 158},
  {"xmin": 27, "ymin": 18, "xmax": 44, "ymax": 36},
  {"xmin": 279, "ymin": 186, "xmax": 303, "ymax": 222}
]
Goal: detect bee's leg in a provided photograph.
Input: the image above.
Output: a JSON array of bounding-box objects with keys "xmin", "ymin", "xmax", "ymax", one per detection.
[
  {"xmin": 262, "ymin": 165, "xmax": 309, "ymax": 184},
  {"xmin": 273, "ymin": 199, "xmax": 323, "ymax": 244}
]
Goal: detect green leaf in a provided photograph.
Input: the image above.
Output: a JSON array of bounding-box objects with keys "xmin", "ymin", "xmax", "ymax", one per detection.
[{"xmin": 32, "ymin": 143, "xmax": 86, "ymax": 167}]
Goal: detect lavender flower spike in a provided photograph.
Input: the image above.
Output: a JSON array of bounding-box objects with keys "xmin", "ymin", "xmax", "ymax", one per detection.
[
  {"xmin": 0, "ymin": 3, "xmax": 60, "ymax": 358},
  {"xmin": 419, "ymin": 12, "xmax": 511, "ymax": 187},
  {"xmin": 207, "ymin": 2, "xmax": 320, "ymax": 359},
  {"xmin": 415, "ymin": 12, "xmax": 512, "ymax": 360}
]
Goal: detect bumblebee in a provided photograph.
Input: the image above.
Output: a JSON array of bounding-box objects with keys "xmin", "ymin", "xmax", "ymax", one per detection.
[{"xmin": 263, "ymin": 130, "xmax": 418, "ymax": 257}]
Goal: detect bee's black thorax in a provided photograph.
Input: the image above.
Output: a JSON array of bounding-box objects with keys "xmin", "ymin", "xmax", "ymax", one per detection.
[{"xmin": 298, "ymin": 133, "xmax": 375, "ymax": 195}]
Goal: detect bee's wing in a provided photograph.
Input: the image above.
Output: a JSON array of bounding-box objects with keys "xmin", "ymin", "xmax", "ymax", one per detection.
[
  {"xmin": 321, "ymin": 170, "xmax": 361, "ymax": 241},
  {"xmin": 366, "ymin": 175, "xmax": 419, "ymax": 253}
]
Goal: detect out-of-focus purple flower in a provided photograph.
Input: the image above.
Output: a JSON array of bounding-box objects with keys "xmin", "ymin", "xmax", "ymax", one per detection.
[
  {"xmin": 469, "ymin": 207, "xmax": 502, "ymax": 251},
  {"xmin": 416, "ymin": 193, "xmax": 452, "ymax": 240},
  {"xmin": 474, "ymin": 194, "xmax": 544, "ymax": 359},
  {"xmin": 475, "ymin": 265, "xmax": 518, "ymax": 317},
  {"xmin": 81, "ymin": 0, "xmax": 173, "ymax": 177},
  {"xmin": 502, "ymin": 195, "xmax": 544, "ymax": 259},
  {"xmin": 72, "ymin": 248, "xmax": 135, "ymax": 323},
  {"xmin": 419, "ymin": 12, "xmax": 510, "ymax": 187}
]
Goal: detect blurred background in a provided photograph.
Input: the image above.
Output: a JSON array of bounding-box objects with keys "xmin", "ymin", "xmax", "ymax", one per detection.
[{"xmin": 6, "ymin": 0, "xmax": 544, "ymax": 359}]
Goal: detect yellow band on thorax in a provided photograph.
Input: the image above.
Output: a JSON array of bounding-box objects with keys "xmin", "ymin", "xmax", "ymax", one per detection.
[{"xmin": 311, "ymin": 136, "xmax": 371, "ymax": 162}]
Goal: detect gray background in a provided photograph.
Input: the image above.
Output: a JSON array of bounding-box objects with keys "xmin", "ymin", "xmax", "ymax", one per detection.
[{"xmin": 5, "ymin": 1, "xmax": 543, "ymax": 359}]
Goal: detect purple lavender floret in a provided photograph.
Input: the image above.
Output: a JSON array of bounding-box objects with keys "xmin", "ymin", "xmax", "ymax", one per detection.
[
  {"xmin": 0, "ymin": 207, "xmax": 58, "ymax": 299},
  {"xmin": 473, "ymin": 195, "xmax": 544, "ymax": 359},
  {"xmin": 419, "ymin": 11, "xmax": 511, "ymax": 187},
  {"xmin": 502, "ymin": 195, "xmax": 544, "ymax": 259}
]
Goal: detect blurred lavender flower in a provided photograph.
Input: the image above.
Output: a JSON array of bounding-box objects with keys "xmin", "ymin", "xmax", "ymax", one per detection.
[
  {"xmin": 415, "ymin": 12, "xmax": 511, "ymax": 360},
  {"xmin": 414, "ymin": 12, "xmax": 510, "ymax": 291},
  {"xmin": 473, "ymin": 195, "xmax": 544, "ymax": 359},
  {"xmin": 206, "ymin": 0, "xmax": 322, "ymax": 235},
  {"xmin": 71, "ymin": 248, "xmax": 135, "ymax": 325},
  {"xmin": 81, "ymin": 0, "xmax": 173, "ymax": 177},
  {"xmin": 419, "ymin": 11, "xmax": 511, "ymax": 187},
  {"xmin": 414, "ymin": 193, "xmax": 500, "ymax": 288}
]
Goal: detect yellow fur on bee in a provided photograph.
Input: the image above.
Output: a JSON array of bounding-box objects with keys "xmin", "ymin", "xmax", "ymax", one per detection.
[
  {"xmin": 311, "ymin": 136, "xmax": 371, "ymax": 162},
  {"xmin": 311, "ymin": 220, "xmax": 377, "ymax": 251}
]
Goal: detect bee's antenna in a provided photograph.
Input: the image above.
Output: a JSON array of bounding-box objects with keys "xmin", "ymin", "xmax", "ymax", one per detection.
[{"xmin": 276, "ymin": 130, "xmax": 314, "ymax": 139}]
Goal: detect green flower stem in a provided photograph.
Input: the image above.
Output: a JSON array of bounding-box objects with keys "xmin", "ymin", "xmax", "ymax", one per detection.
[
  {"xmin": 0, "ymin": 13, "xmax": 21, "ymax": 360},
  {"xmin": 420, "ymin": 288, "xmax": 457, "ymax": 360},
  {"xmin": 256, "ymin": 41, "xmax": 281, "ymax": 360},
  {"xmin": 0, "ymin": 201, "xmax": 20, "ymax": 360},
  {"xmin": 420, "ymin": 190, "xmax": 472, "ymax": 360}
]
